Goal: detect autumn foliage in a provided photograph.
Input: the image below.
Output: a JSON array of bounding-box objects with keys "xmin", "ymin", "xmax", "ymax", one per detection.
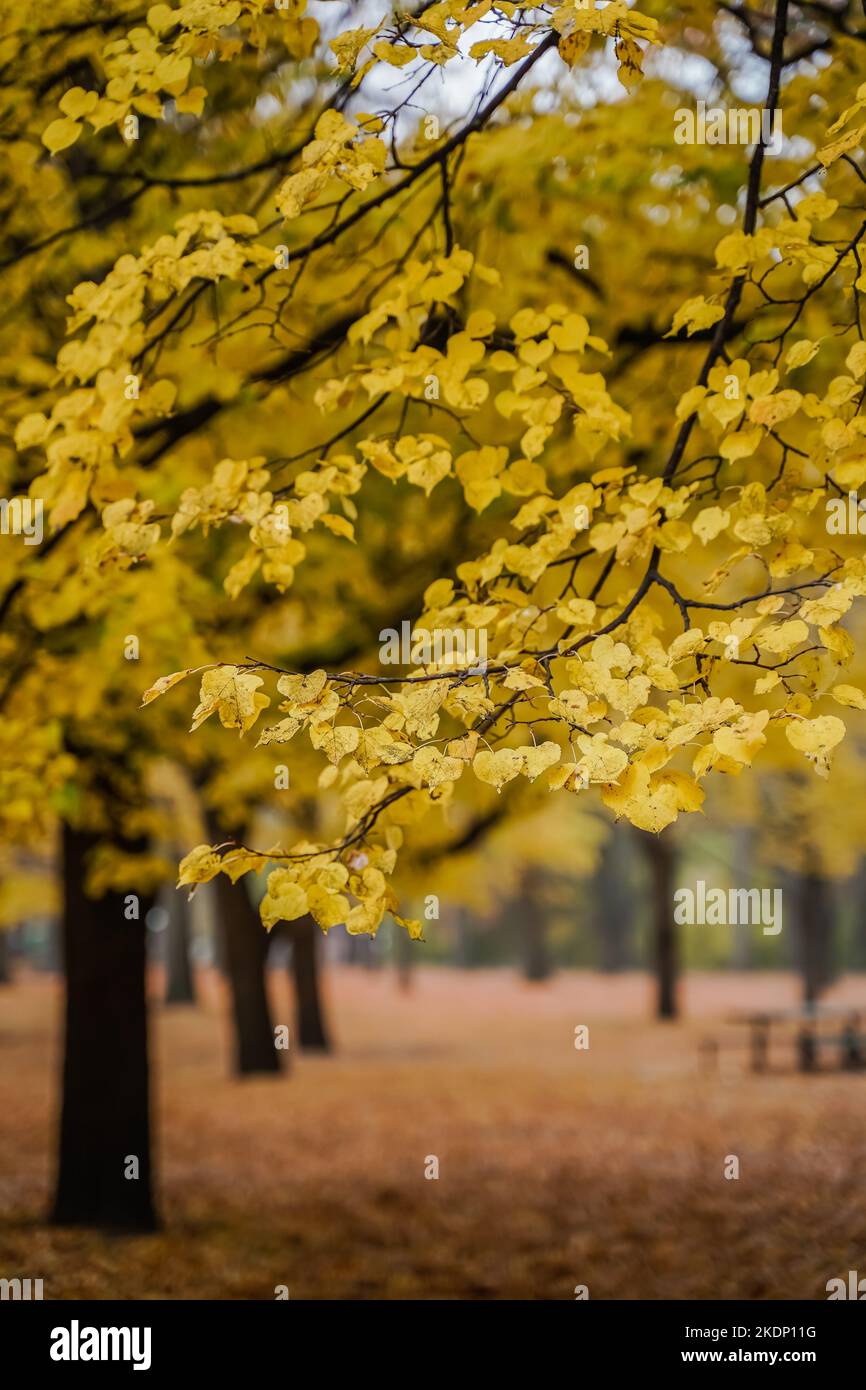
[{"xmin": 3, "ymin": 0, "xmax": 866, "ymax": 941}]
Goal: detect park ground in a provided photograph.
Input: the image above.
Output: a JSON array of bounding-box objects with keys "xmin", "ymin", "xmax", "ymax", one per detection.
[{"xmin": 1, "ymin": 966, "xmax": 865, "ymax": 1300}]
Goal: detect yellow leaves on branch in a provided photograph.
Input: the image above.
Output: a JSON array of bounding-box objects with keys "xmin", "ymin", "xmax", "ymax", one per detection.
[
  {"xmin": 602, "ymin": 764, "xmax": 704, "ymax": 834},
  {"xmin": 472, "ymin": 741, "xmax": 561, "ymax": 793},
  {"xmin": 324, "ymin": 0, "xmax": 663, "ymax": 87},
  {"xmin": 818, "ymin": 81, "xmax": 866, "ymax": 165},
  {"xmin": 275, "ymin": 110, "xmax": 386, "ymax": 220},
  {"xmin": 190, "ymin": 667, "xmax": 269, "ymax": 735},
  {"xmin": 666, "ymin": 296, "xmax": 725, "ymax": 338},
  {"xmin": 322, "ymin": 275, "xmax": 624, "ymax": 516},
  {"xmin": 43, "ymin": 2, "xmax": 319, "ymax": 152},
  {"xmin": 552, "ymin": 1, "xmax": 660, "ymax": 87}
]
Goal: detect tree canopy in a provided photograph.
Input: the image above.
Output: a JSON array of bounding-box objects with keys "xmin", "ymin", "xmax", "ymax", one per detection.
[{"xmin": 4, "ymin": 0, "xmax": 866, "ymax": 938}]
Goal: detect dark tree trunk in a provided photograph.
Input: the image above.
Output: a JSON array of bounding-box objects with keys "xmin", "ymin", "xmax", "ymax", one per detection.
[
  {"xmin": 0, "ymin": 929, "xmax": 10, "ymax": 984},
  {"xmin": 52, "ymin": 823, "xmax": 156, "ymax": 1231},
  {"xmin": 454, "ymin": 907, "xmax": 473, "ymax": 968},
  {"xmin": 513, "ymin": 865, "xmax": 552, "ymax": 982},
  {"xmin": 522, "ymin": 910, "xmax": 552, "ymax": 981},
  {"xmin": 212, "ymin": 870, "xmax": 282, "ymax": 1075},
  {"xmin": 639, "ymin": 832, "xmax": 678, "ymax": 1020},
  {"xmin": 345, "ymin": 931, "xmax": 376, "ymax": 966},
  {"xmin": 593, "ymin": 827, "xmax": 633, "ymax": 971},
  {"xmin": 288, "ymin": 916, "xmax": 331, "ymax": 1051},
  {"xmin": 730, "ymin": 829, "xmax": 753, "ymax": 970},
  {"xmin": 163, "ymin": 884, "xmax": 196, "ymax": 1005},
  {"xmin": 798, "ymin": 870, "xmax": 834, "ymax": 1006},
  {"xmin": 854, "ymin": 862, "xmax": 866, "ymax": 971}
]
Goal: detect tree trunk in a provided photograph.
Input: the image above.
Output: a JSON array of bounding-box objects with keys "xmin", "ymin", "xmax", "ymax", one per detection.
[
  {"xmin": 345, "ymin": 931, "xmax": 376, "ymax": 966},
  {"xmin": 163, "ymin": 883, "xmax": 196, "ymax": 1005},
  {"xmin": 288, "ymin": 916, "xmax": 331, "ymax": 1051},
  {"xmin": 593, "ymin": 827, "xmax": 633, "ymax": 971},
  {"xmin": 212, "ymin": 870, "xmax": 282, "ymax": 1075},
  {"xmin": 454, "ymin": 907, "xmax": 473, "ymax": 968},
  {"xmin": 52, "ymin": 822, "xmax": 156, "ymax": 1230},
  {"xmin": 522, "ymin": 910, "xmax": 552, "ymax": 981},
  {"xmin": 515, "ymin": 865, "xmax": 553, "ymax": 982},
  {"xmin": 730, "ymin": 829, "xmax": 753, "ymax": 970},
  {"xmin": 0, "ymin": 929, "xmax": 10, "ymax": 984},
  {"xmin": 639, "ymin": 832, "xmax": 678, "ymax": 1020},
  {"xmin": 798, "ymin": 870, "xmax": 834, "ymax": 1007}
]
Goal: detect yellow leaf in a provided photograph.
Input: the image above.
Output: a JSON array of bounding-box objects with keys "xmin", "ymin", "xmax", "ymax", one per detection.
[
  {"xmin": 141, "ymin": 668, "xmax": 198, "ymax": 707},
  {"xmin": 665, "ymin": 297, "xmax": 724, "ymax": 339},
  {"xmin": 260, "ymin": 871, "xmax": 309, "ymax": 930},
  {"xmin": 175, "ymin": 87, "xmax": 207, "ymax": 116},
  {"xmin": 42, "ymin": 118, "xmax": 81, "ymax": 155},
  {"xmin": 785, "ymin": 714, "xmax": 846, "ymax": 776},
  {"xmin": 786, "ymin": 339, "xmax": 819, "ymax": 370},
  {"xmin": 692, "ymin": 506, "xmax": 729, "ymax": 544},
  {"xmin": 191, "ymin": 666, "xmax": 269, "ymax": 734},
  {"xmin": 520, "ymin": 741, "xmax": 561, "ymax": 780},
  {"xmin": 818, "ymin": 124, "xmax": 865, "ymax": 168},
  {"xmin": 846, "ymin": 342, "xmax": 866, "ymax": 380},
  {"xmin": 59, "ymin": 88, "xmax": 99, "ymax": 120},
  {"xmin": 257, "ymin": 716, "xmax": 303, "ymax": 747},
  {"xmin": 177, "ymin": 844, "xmax": 223, "ymax": 890},
  {"xmin": 831, "ymin": 684, "xmax": 866, "ymax": 710},
  {"xmin": 472, "ymin": 747, "xmax": 523, "ymax": 792}
]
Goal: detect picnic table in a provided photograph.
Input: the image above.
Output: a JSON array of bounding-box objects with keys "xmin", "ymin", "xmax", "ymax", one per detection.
[{"xmin": 727, "ymin": 1004, "xmax": 866, "ymax": 1074}]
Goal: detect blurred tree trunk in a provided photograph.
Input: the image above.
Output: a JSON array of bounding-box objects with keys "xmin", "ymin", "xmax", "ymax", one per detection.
[
  {"xmin": 288, "ymin": 916, "xmax": 331, "ymax": 1050},
  {"xmin": 593, "ymin": 827, "xmax": 633, "ymax": 971},
  {"xmin": 854, "ymin": 861, "xmax": 866, "ymax": 971},
  {"xmin": 206, "ymin": 810, "xmax": 280, "ymax": 1075},
  {"xmin": 53, "ymin": 822, "xmax": 156, "ymax": 1231},
  {"xmin": 797, "ymin": 869, "xmax": 834, "ymax": 1006},
  {"xmin": 0, "ymin": 929, "xmax": 10, "ymax": 984},
  {"xmin": 212, "ymin": 870, "xmax": 282, "ymax": 1075},
  {"xmin": 730, "ymin": 829, "xmax": 753, "ymax": 970},
  {"xmin": 522, "ymin": 911, "xmax": 552, "ymax": 981},
  {"xmin": 345, "ymin": 931, "xmax": 376, "ymax": 967},
  {"xmin": 163, "ymin": 883, "xmax": 195, "ymax": 1004},
  {"xmin": 454, "ymin": 906, "xmax": 473, "ymax": 967},
  {"xmin": 637, "ymin": 832, "xmax": 678, "ymax": 1020},
  {"xmin": 514, "ymin": 865, "xmax": 552, "ymax": 982}
]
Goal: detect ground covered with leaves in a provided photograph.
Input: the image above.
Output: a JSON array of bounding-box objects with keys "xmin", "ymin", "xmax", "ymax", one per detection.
[{"xmin": 1, "ymin": 967, "xmax": 864, "ymax": 1300}]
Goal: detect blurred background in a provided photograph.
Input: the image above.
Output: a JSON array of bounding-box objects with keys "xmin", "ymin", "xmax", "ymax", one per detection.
[{"xmin": 2, "ymin": 793, "xmax": 865, "ymax": 1301}]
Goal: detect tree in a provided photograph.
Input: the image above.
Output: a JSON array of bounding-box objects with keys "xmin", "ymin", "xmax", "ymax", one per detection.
[
  {"xmin": 53, "ymin": 820, "xmax": 156, "ymax": 1231},
  {"xmin": 142, "ymin": 3, "xmax": 866, "ymax": 958},
  {"xmin": 5, "ymin": 0, "xmax": 866, "ymax": 1227},
  {"xmin": 637, "ymin": 829, "xmax": 679, "ymax": 1020},
  {"xmin": 213, "ymin": 869, "xmax": 282, "ymax": 1074},
  {"xmin": 286, "ymin": 916, "xmax": 331, "ymax": 1051},
  {"xmin": 162, "ymin": 883, "xmax": 196, "ymax": 1004}
]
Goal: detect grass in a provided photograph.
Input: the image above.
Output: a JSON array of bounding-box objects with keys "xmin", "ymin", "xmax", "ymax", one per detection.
[{"xmin": 1, "ymin": 965, "xmax": 865, "ymax": 1300}]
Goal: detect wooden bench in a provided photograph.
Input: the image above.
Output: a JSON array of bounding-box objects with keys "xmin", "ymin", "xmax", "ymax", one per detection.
[{"xmin": 708, "ymin": 1005, "xmax": 866, "ymax": 1074}]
